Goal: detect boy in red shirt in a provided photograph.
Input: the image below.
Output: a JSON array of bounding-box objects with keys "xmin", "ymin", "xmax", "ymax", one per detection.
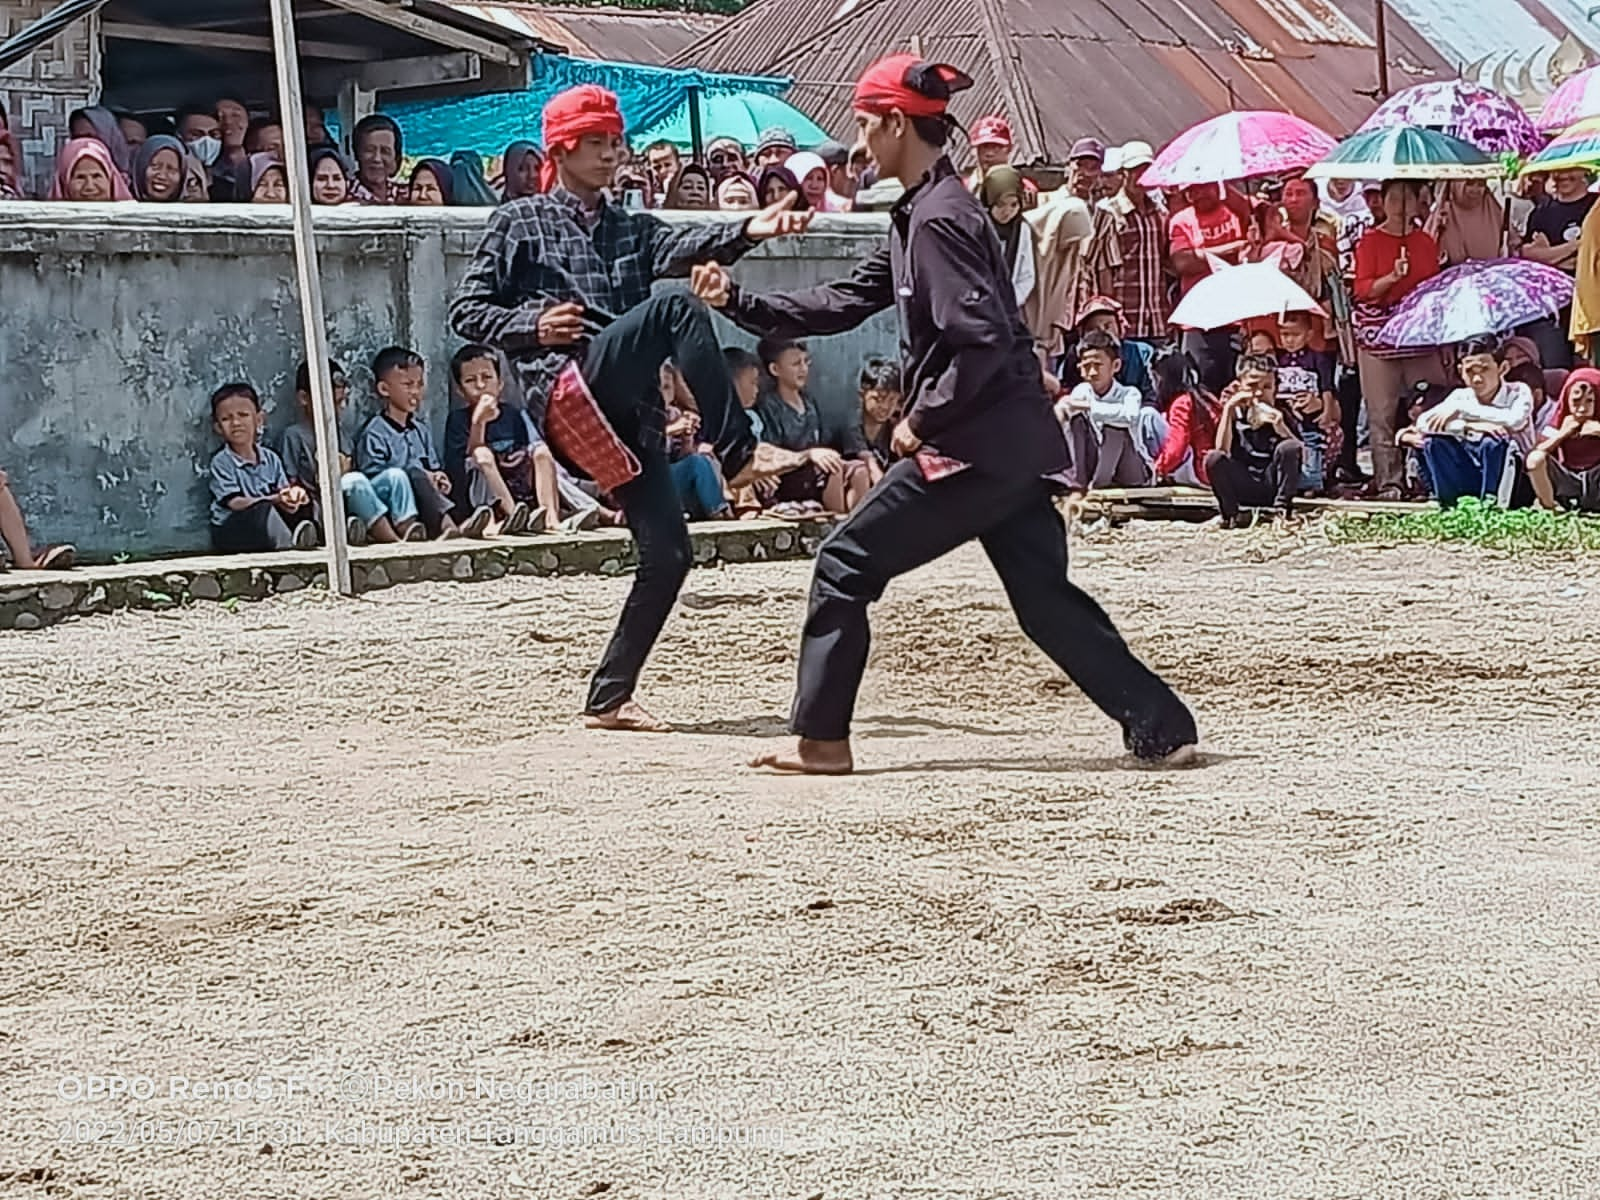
[{"xmin": 1169, "ymin": 183, "xmax": 1247, "ymax": 392}]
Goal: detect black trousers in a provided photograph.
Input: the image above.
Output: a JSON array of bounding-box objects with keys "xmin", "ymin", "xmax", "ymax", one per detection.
[
  {"xmin": 582, "ymin": 292, "xmax": 756, "ymax": 714},
  {"xmin": 790, "ymin": 459, "xmax": 1197, "ymax": 759},
  {"xmin": 212, "ymin": 502, "xmax": 293, "ymax": 552},
  {"xmin": 1204, "ymin": 440, "xmax": 1303, "ymax": 521},
  {"xmin": 406, "ymin": 466, "xmax": 455, "ymax": 536}
]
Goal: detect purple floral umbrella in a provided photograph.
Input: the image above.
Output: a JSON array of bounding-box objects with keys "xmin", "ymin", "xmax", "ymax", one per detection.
[
  {"xmin": 1378, "ymin": 259, "xmax": 1573, "ymax": 349},
  {"xmin": 1359, "ymin": 81, "xmax": 1545, "ymax": 157}
]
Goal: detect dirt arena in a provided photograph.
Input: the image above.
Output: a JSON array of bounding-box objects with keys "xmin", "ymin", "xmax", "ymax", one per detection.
[{"xmin": 3, "ymin": 522, "xmax": 1597, "ymax": 1200}]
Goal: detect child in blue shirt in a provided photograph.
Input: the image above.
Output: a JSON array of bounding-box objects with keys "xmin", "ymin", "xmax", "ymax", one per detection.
[
  {"xmin": 207, "ymin": 382, "xmax": 317, "ymax": 552},
  {"xmin": 355, "ymin": 346, "xmax": 488, "ymax": 540}
]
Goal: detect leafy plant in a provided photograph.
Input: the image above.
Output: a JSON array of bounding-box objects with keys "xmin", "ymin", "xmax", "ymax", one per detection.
[{"xmin": 1326, "ymin": 497, "xmax": 1600, "ymax": 552}]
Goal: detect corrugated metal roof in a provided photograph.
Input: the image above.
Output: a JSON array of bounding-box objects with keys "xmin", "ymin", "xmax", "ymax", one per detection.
[
  {"xmin": 671, "ymin": 0, "xmax": 1450, "ymax": 163},
  {"xmin": 448, "ymin": 2, "xmax": 722, "ymax": 65}
]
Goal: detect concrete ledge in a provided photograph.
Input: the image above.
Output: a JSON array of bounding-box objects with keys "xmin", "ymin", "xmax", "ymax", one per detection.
[
  {"xmin": 1075, "ymin": 487, "xmax": 1435, "ymax": 523},
  {"xmin": 0, "ymin": 518, "xmax": 832, "ymax": 632}
]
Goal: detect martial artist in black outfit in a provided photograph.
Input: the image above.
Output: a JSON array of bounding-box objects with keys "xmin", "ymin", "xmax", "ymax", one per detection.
[
  {"xmin": 450, "ymin": 84, "xmax": 809, "ymax": 733},
  {"xmin": 694, "ymin": 55, "xmax": 1198, "ymax": 773}
]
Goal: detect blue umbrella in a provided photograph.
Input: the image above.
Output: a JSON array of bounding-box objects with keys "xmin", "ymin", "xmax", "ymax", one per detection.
[{"xmin": 633, "ymin": 91, "xmax": 829, "ymax": 151}]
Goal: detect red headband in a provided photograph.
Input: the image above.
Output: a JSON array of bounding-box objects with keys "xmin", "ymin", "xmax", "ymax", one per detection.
[
  {"xmin": 540, "ymin": 85, "xmax": 625, "ymax": 192},
  {"xmin": 853, "ymin": 54, "xmax": 972, "ymax": 118}
]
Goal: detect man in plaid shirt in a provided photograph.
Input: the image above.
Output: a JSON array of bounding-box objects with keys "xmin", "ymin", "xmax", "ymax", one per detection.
[{"xmin": 450, "ymin": 84, "xmax": 810, "ymax": 734}]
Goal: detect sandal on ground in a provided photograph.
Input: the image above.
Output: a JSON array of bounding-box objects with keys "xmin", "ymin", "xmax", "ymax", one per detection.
[
  {"xmin": 37, "ymin": 545, "xmax": 76, "ymax": 570},
  {"xmin": 460, "ymin": 506, "xmax": 495, "ymax": 539}
]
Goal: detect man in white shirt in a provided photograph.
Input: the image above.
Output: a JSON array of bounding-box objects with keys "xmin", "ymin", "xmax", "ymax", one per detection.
[{"xmin": 1401, "ymin": 336, "xmax": 1533, "ymax": 508}]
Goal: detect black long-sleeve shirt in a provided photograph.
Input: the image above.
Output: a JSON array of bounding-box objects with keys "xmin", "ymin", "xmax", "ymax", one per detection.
[
  {"xmin": 723, "ymin": 157, "xmax": 1067, "ymax": 478},
  {"xmin": 450, "ymin": 187, "xmax": 758, "ymax": 455}
]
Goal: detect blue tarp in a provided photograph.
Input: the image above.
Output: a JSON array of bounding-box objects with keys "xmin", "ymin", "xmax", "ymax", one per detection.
[{"xmin": 329, "ymin": 53, "xmax": 798, "ymax": 157}]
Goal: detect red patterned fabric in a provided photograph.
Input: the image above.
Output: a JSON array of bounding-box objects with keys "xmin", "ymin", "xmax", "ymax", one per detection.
[
  {"xmin": 544, "ymin": 362, "xmax": 641, "ymax": 492},
  {"xmin": 914, "ymin": 449, "xmax": 971, "ymax": 481}
]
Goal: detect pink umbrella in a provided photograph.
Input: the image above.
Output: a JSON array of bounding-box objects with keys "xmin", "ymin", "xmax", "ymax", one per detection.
[
  {"xmin": 1141, "ymin": 111, "xmax": 1337, "ymax": 189},
  {"xmin": 1540, "ymin": 65, "xmax": 1600, "ymax": 133}
]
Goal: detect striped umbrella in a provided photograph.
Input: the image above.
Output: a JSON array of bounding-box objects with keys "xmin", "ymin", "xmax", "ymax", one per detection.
[
  {"xmin": 1520, "ymin": 117, "xmax": 1600, "ymax": 176},
  {"xmin": 1304, "ymin": 125, "xmax": 1501, "ymax": 182},
  {"xmin": 1538, "ymin": 65, "xmax": 1600, "ymax": 133},
  {"xmin": 1359, "ymin": 81, "xmax": 1544, "ymax": 156}
]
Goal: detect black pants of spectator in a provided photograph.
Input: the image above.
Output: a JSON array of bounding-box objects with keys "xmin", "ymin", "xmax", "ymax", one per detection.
[
  {"xmin": 1204, "ymin": 440, "xmax": 1304, "ymax": 523},
  {"xmin": 1182, "ymin": 328, "xmax": 1235, "ymax": 397},
  {"xmin": 1336, "ymin": 364, "xmax": 1363, "ymax": 477},
  {"xmin": 581, "ymin": 292, "xmax": 755, "ymax": 715},
  {"xmin": 211, "ymin": 501, "xmax": 294, "ymax": 552},
  {"xmin": 405, "ymin": 466, "xmax": 455, "ymax": 536},
  {"xmin": 789, "ymin": 459, "xmax": 1196, "ymax": 759}
]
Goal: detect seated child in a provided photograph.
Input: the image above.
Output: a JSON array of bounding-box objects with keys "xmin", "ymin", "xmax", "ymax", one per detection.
[
  {"xmin": 444, "ymin": 344, "xmax": 548, "ymax": 535},
  {"xmin": 1527, "ymin": 368, "xmax": 1600, "ymax": 512},
  {"xmin": 855, "ymin": 357, "xmax": 904, "ymax": 487},
  {"xmin": 659, "ymin": 362, "xmax": 733, "ymax": 521},
  {"xmin": 724, "ymin": 347, "xmax": 765, "ymax": 440},
  {"xmin": 753, "ymin": 336, "xmax": 871, "ymax": 514},
  {"xmin": 1150, "ymin": 348, "xmax": 1220, "ymax": 488},
  {"xmin": 1203, "ymin": 354, "xmax": 1304, "ymax": 527},
  {"xmin": 1399, "ymin": 336, "xmax": 1533, "ymax": 509},
  {"xmin": 207, "ymin": 382, "xmax": 318, "ymax": 552},
  {"xmin": 355, "ymin": 346, "xmax": 491, "ymax": 540},
  {"xmin": 1057, "ymin": 330, "xmax": 1160, "ymax": 490},
  {"xmin": 0, "ymin": 465, "xmax": 74, "ymax": 570},
  {"xmin": 280, "ymin": 358, "xmax": 420, "ymax": 544},
  {"xmin": 1274, "ymin": 312, "xmax": 1340, "ymax": 493},
  {"xmin": 1505, "ymin": 362, "xmax": 1548, "ymax": 431}
]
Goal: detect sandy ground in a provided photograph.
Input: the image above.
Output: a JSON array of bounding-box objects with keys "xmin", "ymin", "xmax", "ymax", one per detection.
[{"xmin": 2, "ymin": 521, "xmax": 1598, "ymax": 1200}]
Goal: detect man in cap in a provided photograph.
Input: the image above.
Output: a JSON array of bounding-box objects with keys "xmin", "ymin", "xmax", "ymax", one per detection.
[
  {"xmin": 692, "ymin": 56, "xmax": 1197, "ymax": 774},
  {"xmin": 1097, "ymin": 140, "xmax": 1171, "ymax": 341},
  {"xmin": 754, "ymin": 126, "xmax": 798, "ymax": 169},
  {"xmin": 705, "ymin": 135, "xmax": 748, "ymax": 182},
  {"xmin": 450, "ymin": 85, "xmax": 812, "ymax": 734},
  {"xmin": 967, "ymin": 114, "xmax": 1038, "ymax": 198},
  {"xmin": 1068, "ymin": 137, "xmax": 1110, "ymax": 204}
]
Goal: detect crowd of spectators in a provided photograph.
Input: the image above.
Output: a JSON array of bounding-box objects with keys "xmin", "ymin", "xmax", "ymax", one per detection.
[{"xmin": 6, "ymin": 88, "xmax": 1600, "ymax": 572}]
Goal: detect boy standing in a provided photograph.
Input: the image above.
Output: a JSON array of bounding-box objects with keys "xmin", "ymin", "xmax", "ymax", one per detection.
[
  {"xmin": 1202, "ymin": 355, "xmax": 1304, "ymax": 527},
  {"xmin": 356, "ymin": 346, "xmax": 492, "ymax": 539},
  {"xmin": 208, "ymin": 382, "xmax": 318, "ymax": 552},
  {"xmin": 280, "ymin": 359, "xmax": 420, "ymax": 544},
  {"xmin": 1274, "ymin": 313, "xmax": 1340, "ymax": 493},
  {"xmin": 1057, "ymin": 330, "xmax": 1156, "ymax": 490}
]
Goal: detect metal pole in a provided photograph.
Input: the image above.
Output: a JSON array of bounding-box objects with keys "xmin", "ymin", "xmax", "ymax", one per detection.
[
  {"xmin": 267, "ymin": 0, "xmax": 352, "ymax": 595},
  {"xmin": 1375, "ymin": 0, "xmax": 1390, "ymax": 98},
  {"xmin": 687, "ymin": 84, "xmax": 704, "ymax": 164}
]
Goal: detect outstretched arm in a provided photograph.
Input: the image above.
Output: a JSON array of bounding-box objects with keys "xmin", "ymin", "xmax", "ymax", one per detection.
[
  {"xmin": 648, "ymin": 195, "xmax": 815, "ymax": 279},
  {"xmin": 697, "ymin": 247, "xmax": 895, "ymax": 339}
]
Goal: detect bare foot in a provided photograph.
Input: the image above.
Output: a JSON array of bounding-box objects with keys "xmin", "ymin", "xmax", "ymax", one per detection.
[
  {"xmin": 584, "ymin": 700, "xmax": 673, "ymax": 733},
  {"xmin": 749, "ymin": 737, "xmax": 854, "ymax": 775},
  {"xmin": 1137, "ymin": 743, "xmax": 1200, "ymax": 769}
]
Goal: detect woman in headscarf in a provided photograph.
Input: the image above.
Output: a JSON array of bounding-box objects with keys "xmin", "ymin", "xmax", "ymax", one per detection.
[
  {"xmin": 308, "ymin": 147, "xmax": 352, "ymax": 205},
  {"xmin": 1432, "ymin": 179, "xmax": 1506, "ymax": 266},
  {"xmin": 783, "ymin": 151, "xmax": 844, "ymax": 212},
  {"xmin": 406, "ymin": 158, "xmax": 454, "ymax": 206},
  {"xmin": 716, "ymin": 173, "xmax": 758, "ymax": 211},
  {"xmin": 131, "ymin": 134, "xmax": 186, "ymax": 202},
  {"xmin": 500, "ymin": 140, "xmax": 542, "ymax": 202},
  {"xmin": 49, "ymin": 138, "xmax": 134, "ymax": 202},
  {"xmin": 756, "ymin": 164, "xmax": 804, "ymax": 210},
  {"xmin": 663, "ymin": 162, "xmax": 714, "ymax": 210},
  {"xmin": 181, "ymin": 152, "xmax": 210, "ymax": 202},
  {"xmin": 231, "ymin": 153, "xmax": 287, "ymax": 204},
  {"xmin": 982, "ymin": 165, "xmax": 1037, "ymax": 308},
  {"xmin": 67, "ymin": 105, "xmax": 132, "ymax": 180},
  {"xmin": 450, "ymin": 150, "xmax": 497, "ymax": 206},
  {"xmin": 1022, "ymin": 186, "xmax": 1094, "ymax": 360}
]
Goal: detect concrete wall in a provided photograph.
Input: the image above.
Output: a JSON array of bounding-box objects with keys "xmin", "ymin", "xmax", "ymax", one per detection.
[{"xmin": 0, "ymin": 204, "xmax": 894, "ymax": 559}]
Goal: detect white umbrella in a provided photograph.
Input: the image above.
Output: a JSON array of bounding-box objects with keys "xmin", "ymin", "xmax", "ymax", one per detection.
[{"xmin": 1170, "ymin": 253, "xmax": 1324, "ymax": 332}]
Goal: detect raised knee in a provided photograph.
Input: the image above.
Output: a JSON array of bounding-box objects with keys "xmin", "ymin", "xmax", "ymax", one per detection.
[
  {"xmin": 470, "ymin": 445, "xmax": 496, "ymax": 467},
  {"xmin": 1275, "ymin": 438, "xmax": 1304, "ymax": 461},
  {"xmin": 653, "ymin": 289, "xmax": 710, "ymax": 325},
  {"xmin": 1526, "ymin": 449, "xmax": 1548, "ymax": 472},
  {"xmin": 1202, "ymin": 449, "xmax": 1227, "ymax": 472},
  {"xmin": 532, "ymin": 444, "xmax": 554, "ymax": 465}
]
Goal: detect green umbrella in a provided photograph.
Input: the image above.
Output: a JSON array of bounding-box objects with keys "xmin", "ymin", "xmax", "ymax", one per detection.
[
  {"xmin": 1304, "ymin": 125, "xmax": 1501, "ymax": 181},
  {"xmin": 633, "ymin": 91, "xmax": 828, "ymax": 152}
]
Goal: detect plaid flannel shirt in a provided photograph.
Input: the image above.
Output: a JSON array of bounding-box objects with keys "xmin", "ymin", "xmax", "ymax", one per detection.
[{"xmin": 450, "ymin": 187, "xmax": 758, "ymax": 460}]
